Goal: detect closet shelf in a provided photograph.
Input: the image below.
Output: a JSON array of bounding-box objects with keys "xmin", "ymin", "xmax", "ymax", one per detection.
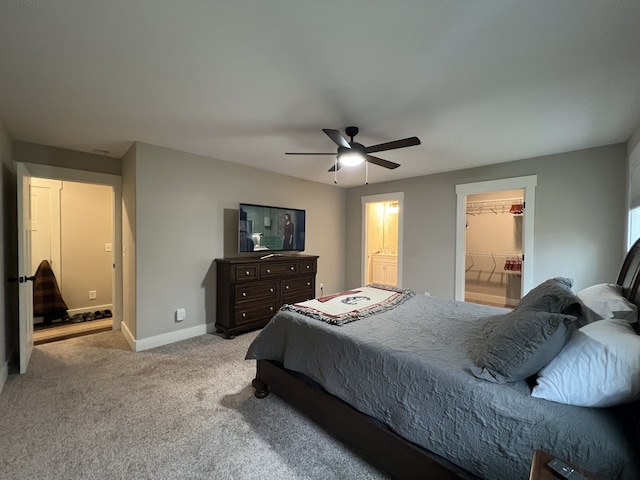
[
  {"xmin": 466, "ymin": 252, "xmax": 522, "ymax": 258},
  {"xmin": 466, "ymin": 197, "xmax": 523, "ymax": 215}
]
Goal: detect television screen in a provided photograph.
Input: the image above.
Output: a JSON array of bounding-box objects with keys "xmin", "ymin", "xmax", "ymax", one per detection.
[{"xmin": 239, "ymin": 203, "xmax": 306, "ymax": 253}]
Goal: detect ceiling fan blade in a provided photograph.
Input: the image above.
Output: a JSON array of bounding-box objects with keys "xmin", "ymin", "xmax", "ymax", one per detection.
[
  {"xmin": 365, "ymin": 136, "xmax": 420, "ymax": 154},
  {"xmin": 366, "ymin": 154, "xmax": 401, "ymax": 170},
  {"xmin": 323, "ymin": 129, "xmax": 351, "ymax": 149},
  {"xmin": 285, "ymin": 152, "xmax": 336, "ymax": 155}
]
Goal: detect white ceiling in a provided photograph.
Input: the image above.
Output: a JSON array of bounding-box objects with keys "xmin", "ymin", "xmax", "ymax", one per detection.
[{"xmin": 1, "ymin": 1, "xmax": 639, "ymax": 187}]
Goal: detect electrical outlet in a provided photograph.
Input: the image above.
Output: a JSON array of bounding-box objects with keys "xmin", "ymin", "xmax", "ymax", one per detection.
[
  {"xmin": 319, "ymin": 283, "xmax": 324, "ymax": 290},
  {"xmin": 89, "ymin": 290, "xmax": 97, "ymax": 300},
  {"xmin": 175, "ymin": 308, "xmax": 186, "ymax": 322},
  {"xmin": 104, "ymin": 243, "xmax": 112, "ymax": 252}
]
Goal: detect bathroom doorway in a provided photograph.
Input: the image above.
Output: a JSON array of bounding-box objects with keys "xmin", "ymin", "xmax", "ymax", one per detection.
[{"xmin": 361, "ymin": 192, "xmax": 404, "ymax": 288}]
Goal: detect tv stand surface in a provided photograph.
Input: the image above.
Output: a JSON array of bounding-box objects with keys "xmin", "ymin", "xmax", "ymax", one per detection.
[{"xmin": 260, "ymin": 253, "xmax": 295, "ymax": 259}]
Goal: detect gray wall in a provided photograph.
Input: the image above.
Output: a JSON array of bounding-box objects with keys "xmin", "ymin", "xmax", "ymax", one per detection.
[
  {"xmin": 13, "ymin": 142, "xmax": 121, "ymax": 176},
  {"xmin": 346, "ymin": 144, "xmax": 629, "ymax": 298},
  {"xmin": 0, "ymin": 118, "xmax": 15, "ymax": 390},
  {"xmin": 130, "ymin": 142, "xmax": 346, "ymax": 340}
]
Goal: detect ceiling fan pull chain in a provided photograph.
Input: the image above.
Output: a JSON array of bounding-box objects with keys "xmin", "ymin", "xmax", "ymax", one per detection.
[
  {"xmin": 334, "ymin": 157, "xmax": 338, "ymax": 184},
  {"xmin": 365, "ymin": 159, "xmax": 369, "ymax": 185}
]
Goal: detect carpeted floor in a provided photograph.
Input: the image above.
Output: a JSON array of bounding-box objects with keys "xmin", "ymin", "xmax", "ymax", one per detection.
[{"xmin": 0, "ymin": 330, "xmax": 388, "ymax": 480}]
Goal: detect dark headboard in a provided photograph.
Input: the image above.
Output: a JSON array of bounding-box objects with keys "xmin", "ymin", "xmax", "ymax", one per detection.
[
  {"xmin": 616, "ymin": 237, "xmax": 640, "ymax": 473},
  {"xmin": 616, "ymin": 237, "xmax": 640, "ymax": 310}
]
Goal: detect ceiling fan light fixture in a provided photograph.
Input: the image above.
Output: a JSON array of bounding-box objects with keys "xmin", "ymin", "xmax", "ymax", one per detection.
[{"xmin": 338, "ymin": 151, "xmax": 365, "ymax": 167}]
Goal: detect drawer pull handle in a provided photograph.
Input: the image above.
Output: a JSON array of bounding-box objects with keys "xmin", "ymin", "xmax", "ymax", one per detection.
[
  {"xmin": 242, "ymin": 313, "xmax": 246, "ymax": 318},
  {"xmin": 266, "ymin": 269, "xmax": 271, "ymax": 274},
  {"xmin": 306, "ymin": 265, "xmax": 310, "ymax": 269},
  {"xmin": 242, "ymin": 292, "xmax": 247, "ymax": 297},
  {"xmin": 270, "ymin": 288, "xmax": 274, "ymax": 293},
  {"xmin": 285, "ymin": 285, "xmax": 290, "ymax": 290},
  {"xmin": 290, "ymin": 266, "xmax": 295, "ymax": 270},
  {"xmin": 306, "ymin": 282, "xmax": 310, "ymax": 286},
  {"xmin": 270, "ymin": 306, "xmax": 274, "ymax": 311},
  {"xmin": 245, "ymin": 270, "xmax": 250, "ymax": 276}
]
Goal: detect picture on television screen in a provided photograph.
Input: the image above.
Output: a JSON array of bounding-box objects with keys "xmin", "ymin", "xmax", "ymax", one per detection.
[{"xmin": 239, "ymin": 203, "xmax": 306, "ymax": 253}]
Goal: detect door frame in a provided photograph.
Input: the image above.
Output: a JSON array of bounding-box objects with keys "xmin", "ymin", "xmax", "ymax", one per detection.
[
  {"xmin": 454, "ymin": 176, "xmax": 537, "ymax": 301},
  {"xmin": 361, "ymin": 192, "xmax": 404, "ymax": 287},
  {"xmin": 18, "ymin": 162, "xmax": 123, "ymax": 332}
]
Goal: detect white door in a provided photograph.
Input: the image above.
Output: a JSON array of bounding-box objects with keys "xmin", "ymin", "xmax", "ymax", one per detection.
[
  {"xmin": 17, "ymin": 162, "xmax": 34, "ymax": 373},
  {"xmin": 30, "ymin": 179, "xmax": 62, "ymax": 282}
]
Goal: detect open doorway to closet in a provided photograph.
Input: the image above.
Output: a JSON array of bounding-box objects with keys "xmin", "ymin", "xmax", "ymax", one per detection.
[
  {"xmin": 464, "ymin": 189, "xmax": 524, "ymax": 308},
  {"xmin": 455, "ymin": 176, "xmax": 537, "ymax": 303},
  {"xmin": 31, "ymin": 177, "xmax": 115, "ymax": 344},
  {"xmin": 361, "ymin": 192, "xmax": 404, "ymax": 287}
]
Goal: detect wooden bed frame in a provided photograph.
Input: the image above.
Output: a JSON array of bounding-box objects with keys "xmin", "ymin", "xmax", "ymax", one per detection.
[{"xmin": 251, "ymin": 239, "xmax": 640, "ymax": 479}]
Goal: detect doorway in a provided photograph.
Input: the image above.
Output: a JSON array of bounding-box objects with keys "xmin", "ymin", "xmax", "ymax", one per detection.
[
  {"xmin": 455, "ymin": 176, "xmax": 537, "ymax": 302},
  {"xmin": 18, "ymin": 162, "xmax": 122, "ymax": 357},
  {"xmin": 361, "ymin": 192, "xmax": 404, "ymax": 288},
  {"xmin": 464, "ymin": 189, "xmax": 524, "ymax": 307},
  {"xmin": 31, "ymin": 178, "xmax": 115, "ymax": 343}
]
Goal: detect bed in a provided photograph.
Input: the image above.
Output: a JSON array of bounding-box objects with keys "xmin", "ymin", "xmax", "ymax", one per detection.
[{"xmin": 245, "ymin": 240, "xmax": 640, "ymax": 480}]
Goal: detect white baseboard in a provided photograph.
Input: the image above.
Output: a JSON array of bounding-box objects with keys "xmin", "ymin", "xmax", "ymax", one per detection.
[
  {"xmin": 465, "ymin": 291, "xmax": 519, "ymax": 307},
  {"xmin": 121, "ymin": 322, "xmax": 217, "ymax": 352},
  {"xmin": 0, "ymin": 361, "xmax": 8, "ymax": 394},
  {"xmin": 120, "ymin": 321, "xmax": 136, "ymax": 352}
]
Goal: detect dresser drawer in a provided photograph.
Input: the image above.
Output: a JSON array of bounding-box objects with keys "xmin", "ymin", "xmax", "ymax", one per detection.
[
  {"xmin": 233, "ymin": 264, "xmax": 259, "ymax": 282},
  {"xmin": 299, "ymin": 259, "xmax": 316, "ymax": 273},
  {"xmin": 261, "ymin": 261, "xmax": 298, "ymax": 277},
  {"xmin": 235, "ymin": 302, "xmax": 277, "ymax": 326},
  {"xmin": 281, "ymin": 276, "xmax": 314, "ymax": 296},
  {"xmin": 236, "ymin": 282, "xmax": 277, "ymax": 303}
]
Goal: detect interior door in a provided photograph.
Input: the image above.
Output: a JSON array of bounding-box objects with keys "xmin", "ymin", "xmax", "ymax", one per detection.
[{"xmin": 17, "ymin": 162, "xmax": 34, "ymax": 373}]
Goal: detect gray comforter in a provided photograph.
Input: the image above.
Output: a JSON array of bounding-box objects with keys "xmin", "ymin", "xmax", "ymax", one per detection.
[{"xmin": 246, "ymin": 294, "xmax": 638, "ymax": 480}]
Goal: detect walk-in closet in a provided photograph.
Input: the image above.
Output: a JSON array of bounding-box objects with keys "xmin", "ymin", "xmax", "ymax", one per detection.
[{"xmin": 464, "ymin": 189, "xmax": 524, "ymax": 308}]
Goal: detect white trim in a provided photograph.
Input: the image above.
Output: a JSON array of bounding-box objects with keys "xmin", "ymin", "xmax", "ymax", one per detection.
[
  {"xmin": 464, "ymin": 292, "xmax": 519, "ymax": 308},
  {"xmin": 18, "ymin": 163, "xmax": 123, "ymax": 333},
  {"xmin": 120, "ymin": 321, "xmax": 136, "ymax": 351},
  {"xmin": 124, "ymin": 323, "xmax": 217, "ymax": 352},
  {"xmin": 455, "ymin": 175, "xmax": 537, "ymax": 301},
  {"xmin": 0, "ymin": 361, "xmax": 8, "ymax": 394},
  {"xmin": 361, "ymin": 192, "xmax": 404, "ymax": 288}
]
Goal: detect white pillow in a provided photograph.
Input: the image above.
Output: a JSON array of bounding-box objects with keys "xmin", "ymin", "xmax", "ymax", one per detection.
[
  {"xmin": 577, "ymin": 283, "xmax": 637, "ymax": 323},
  {"xmin": 531, "ymin": 319, "xmax": 640, "ymax": 407}
]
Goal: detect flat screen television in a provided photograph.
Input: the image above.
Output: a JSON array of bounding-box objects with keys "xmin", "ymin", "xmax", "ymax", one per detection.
[{"xmin": 239, "ymin": 203, "xmax": 306, "ymax": 254}]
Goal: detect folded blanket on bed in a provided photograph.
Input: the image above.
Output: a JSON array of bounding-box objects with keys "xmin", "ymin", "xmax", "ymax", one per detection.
[{"xmin": 280, "ymin": 284, "xmax": 415, "ymax": 326}]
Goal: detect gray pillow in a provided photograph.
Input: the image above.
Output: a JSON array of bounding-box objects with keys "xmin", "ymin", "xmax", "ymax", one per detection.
[
  {"xmin": 515, "ymin": 277, "xmax": 582, "ymax": 316},
  {"xmin": 471, "ymin": 309, "xmax": 578, "ymax": 384}
]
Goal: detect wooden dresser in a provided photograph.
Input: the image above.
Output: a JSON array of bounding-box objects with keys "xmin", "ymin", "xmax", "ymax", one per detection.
[{"xmin": 215, "ymin": 254, "xmax": 318, "ymax": 338}]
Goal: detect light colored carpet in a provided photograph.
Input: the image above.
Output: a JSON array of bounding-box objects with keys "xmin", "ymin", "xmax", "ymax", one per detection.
[{"xmin": 0, "ymin": 330, "xmax": 388, "ymax": 480}]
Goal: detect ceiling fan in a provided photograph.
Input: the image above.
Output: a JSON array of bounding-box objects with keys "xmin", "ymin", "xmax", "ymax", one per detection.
[{"xmin": 285, "ymin": 126, "xmax": 421, "ymax": 172}]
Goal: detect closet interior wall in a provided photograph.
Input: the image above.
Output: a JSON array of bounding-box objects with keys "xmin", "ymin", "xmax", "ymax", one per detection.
[{"xmin": 465, "ymin": 189, "xmax": 524, "ymax": 307}]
